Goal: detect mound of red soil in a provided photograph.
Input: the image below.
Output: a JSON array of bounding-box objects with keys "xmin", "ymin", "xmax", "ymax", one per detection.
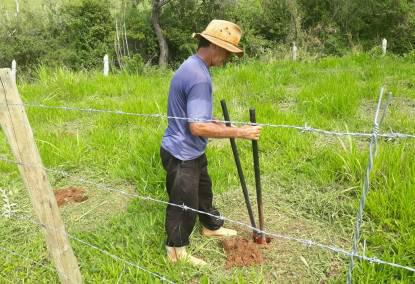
[
  {"xmin": 222, "ymin": 237, "xmax": 264, "ymax": 269},
  {"xmin": 54, "ymin": 186, "xmax": 88, "ymax": 207}
]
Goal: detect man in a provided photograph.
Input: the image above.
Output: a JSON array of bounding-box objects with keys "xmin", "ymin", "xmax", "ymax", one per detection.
[{"xmin": 160, "ymin": 19, "xmax": 261, "ymax": 265}]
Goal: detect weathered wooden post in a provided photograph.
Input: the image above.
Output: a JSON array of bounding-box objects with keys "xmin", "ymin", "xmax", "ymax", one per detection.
[
  {"xmin": 103, "ymin": 54, "xmax": 109, "ymax": 76},
  {"xmin": 0, "ymin": 69, "xmax": 82, "ymax": 284},
  {"xmin": 382, "ymin": 38, "xmax": 387, "ymax": 56},
  {"xmin": 11, "ymin": 60, "xmax": 16, "ymax": 82},
  {"xmin": 292, "ymin": 42, "xmax": 298, "ymax": 61}
]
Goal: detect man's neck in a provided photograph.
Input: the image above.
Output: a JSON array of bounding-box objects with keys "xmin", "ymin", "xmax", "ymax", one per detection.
[{"xmin": 196, "ymin": 49, "xmax": 211, "ymax": 68}]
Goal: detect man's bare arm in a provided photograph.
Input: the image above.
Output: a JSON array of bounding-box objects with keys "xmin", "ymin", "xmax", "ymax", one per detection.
[{"xmin": 189, "ymin": 122, "xmax": 261, "ymax": 140}]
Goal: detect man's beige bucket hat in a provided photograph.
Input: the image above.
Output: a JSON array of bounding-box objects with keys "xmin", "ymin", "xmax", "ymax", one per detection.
[{"xmin": 192, "ymin": 19, "xmax": 244, "ymax": 57}]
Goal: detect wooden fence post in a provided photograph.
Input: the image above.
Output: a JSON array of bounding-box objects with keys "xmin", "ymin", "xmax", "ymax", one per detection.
[{"xmin": 0, "ymin": 68, "xmax": 82, "ymax": 284}]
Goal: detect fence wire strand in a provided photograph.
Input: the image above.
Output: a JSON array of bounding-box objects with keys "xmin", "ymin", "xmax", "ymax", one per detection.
[
  {"xmin": 1, "ymin": 88, "xmax": 415, "ymax": 282},
  {"xmin": 7, "ymin": 213, "xmax": 175, "ymax": 284},
  {"xmin": 0, "ymin": 245, "xmax": 57, "ymax": 273},
  {"xmin": 346, "ymin": 89, "xmax": 392, "ymax": 282},
  {"xmin": 3, "ymin": 102, "xmax": 415, "ymax": 139},
  {"xmin": 67, "ymin": 235, "xmax": 175, "ymax": 284},
  {"xmin": 1, "ymin": 156, "xmax": 414, "ymax": 275}
]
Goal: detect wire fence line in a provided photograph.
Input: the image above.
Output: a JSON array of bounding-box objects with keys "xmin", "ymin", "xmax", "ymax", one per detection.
[
  {"xmin": 1, "ymin": 156, "xmax": 415, "ymax": 274},
  {"xmin": 3, "ymin": 102, "xmax": 415, "ymax": 140},
  {"xmin": 5, "ymin": 213, "xmax": 175, "ymax": 284},
  {"xmin": 0, "ymin": 244, "xmax": 59, "ymax": 274},
  {"xmin": 67, "ymin": 236, "xmax": 174, "ymax": 284},
  {"xmin": 346, "ymin": 88, "xmax": 390, "ymax": 282},
  {"xmin": 1, "ymin": 212, "xmax": 173, "ymax": 284},
  {"xmin": 1, "ymin": 90, "xmax": 415, "ymax": 282}
]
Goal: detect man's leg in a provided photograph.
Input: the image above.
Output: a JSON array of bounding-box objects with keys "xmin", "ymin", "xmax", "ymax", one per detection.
[
  {"xmin": 160, "ymin": 147, "xmax": 200, "ymax": 247},
  {"xmin": 198, "ymin": 154, "xmax": 237, "ymax": 237},
  {"xmin": 197, "ymin": 154, "xmax": 226, "ymax": 230}
]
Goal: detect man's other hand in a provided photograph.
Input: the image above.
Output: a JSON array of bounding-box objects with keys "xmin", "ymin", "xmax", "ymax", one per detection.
[{"xmin": 239, "ymin": 125, "xmax": 261, "ymax": 140}]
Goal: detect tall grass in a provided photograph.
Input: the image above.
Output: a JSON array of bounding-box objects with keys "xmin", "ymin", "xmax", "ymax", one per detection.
[{"xmin": 0, "ymin": 54, "xmax": 414, "ymax": 282}]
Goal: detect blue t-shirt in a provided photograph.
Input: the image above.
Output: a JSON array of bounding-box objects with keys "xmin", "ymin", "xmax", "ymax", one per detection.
[{"xmin": 161, "ymin": 55, "xmax": 212, "ymax": 161}]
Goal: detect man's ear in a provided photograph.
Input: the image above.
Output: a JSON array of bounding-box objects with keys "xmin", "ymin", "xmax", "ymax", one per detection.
[{"xmin": 207, "ymin": 44, "xmax": 216, "ymax": 57}]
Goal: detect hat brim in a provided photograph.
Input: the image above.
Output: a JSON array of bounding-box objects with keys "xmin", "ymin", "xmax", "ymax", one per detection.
[{"xmin": 193, "ymin": 33, "xmax": 244, "ymax": 57}]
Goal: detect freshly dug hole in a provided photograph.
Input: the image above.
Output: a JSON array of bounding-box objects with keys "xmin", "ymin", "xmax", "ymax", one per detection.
[
  {"xmin": 222, "ymin": 237, "xmax": 264, "ymax": 269},
  {"xmin": 54, "ymin": 186, "xmax": 88, "ymax": 207}
]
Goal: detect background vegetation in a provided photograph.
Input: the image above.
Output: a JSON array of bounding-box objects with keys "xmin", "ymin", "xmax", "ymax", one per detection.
[{"xmin": 1, "ymin": 0, "xmax": 415, "ymax": 72}]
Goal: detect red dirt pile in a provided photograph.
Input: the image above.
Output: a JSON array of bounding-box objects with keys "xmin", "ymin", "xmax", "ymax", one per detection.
[
  {"xmin": 54, "ymin": 186, "xmax": 88, "ymax": 207},
  {"xmin": 222, "ymin": 237, "xmax": 264, "ymax": 269}
]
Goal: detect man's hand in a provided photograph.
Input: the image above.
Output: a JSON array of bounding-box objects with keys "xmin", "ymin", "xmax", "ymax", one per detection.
[{"xmin": 238, "ymin": 125, "xmax": 261, "ymax": 140}]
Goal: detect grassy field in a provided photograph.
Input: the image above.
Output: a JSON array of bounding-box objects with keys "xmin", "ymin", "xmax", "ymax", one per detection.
[{"xmin": 0, "ymin": 53, "xmax": 414, "ymax": 283}]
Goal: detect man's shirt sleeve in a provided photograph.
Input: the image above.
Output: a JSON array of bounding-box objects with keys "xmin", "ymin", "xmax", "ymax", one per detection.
[{"xmin": 187, "ymin": 82, "xmax": 212, "ymax": 122}]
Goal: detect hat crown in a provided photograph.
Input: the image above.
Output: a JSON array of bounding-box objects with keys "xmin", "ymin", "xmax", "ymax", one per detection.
[
  {"xmin": 202, "ymin": 20, "xmax": 241, "ymax": 46},
  {"xmin": 192, "ymin": 19, "xmax": 244, "ymax": 57}
]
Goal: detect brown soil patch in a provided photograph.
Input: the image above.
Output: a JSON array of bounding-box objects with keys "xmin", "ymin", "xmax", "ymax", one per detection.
[
  {"xmin": 222, "ymin": 237, "xmax": 264, "ymax": 269},
  {"xmin": 54, "ymin": 186, "xmax": 88, "ymax": 207}
]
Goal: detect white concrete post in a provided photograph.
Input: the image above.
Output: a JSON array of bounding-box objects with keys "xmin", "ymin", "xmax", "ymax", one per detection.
[
  {"xmin": 103, "ymin": 54, "xmax": 109, "ymax": 76},
  {"xmin": 11, "ymin": 60, "xmax": 16, "ymax": 83},
  {"xmin": 292, "ymin": 42, "xmax": 298, "ymax": 61},
  {"xmin": 15, "ymin": 0, "xmax": 19, "ymax": 16},
  {"xmin": 382, "ymin": 38, "xmax": 387, "ymax": 56}
]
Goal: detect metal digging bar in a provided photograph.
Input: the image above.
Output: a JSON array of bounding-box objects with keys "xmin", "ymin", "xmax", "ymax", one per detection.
[
  {"xmin": 250, "ymin": 108, "xmax": 271, "ymax": 244},
  {"xmin": 220, "ymin": 99, "xmax": 259, "ymax": 239}
]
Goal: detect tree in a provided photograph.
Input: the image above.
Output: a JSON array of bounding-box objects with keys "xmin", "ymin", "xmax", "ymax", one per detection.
[
  {"xmin": 58, "ymin": 0, "xmax": 114, "ymax": 70},
  {"xmin": 0, "ymin": 8, "xmax": 53, "ymax": 71},
  {"xmin": 151, "ymin": 0, "xmax": 170, "ymax": 67}
]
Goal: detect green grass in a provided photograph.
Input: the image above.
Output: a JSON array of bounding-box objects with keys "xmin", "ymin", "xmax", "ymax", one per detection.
[{"xmin": 1, "ymin": 53, "xmax": 415, "ymax": 282}]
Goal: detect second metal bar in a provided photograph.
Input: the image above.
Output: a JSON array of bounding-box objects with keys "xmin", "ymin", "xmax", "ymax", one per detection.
[
  {"xmin": 220, "ymin": 100, "xmax": 257, "ymax": 230},
  {"xmin": 249, "ymin": 108, "xmax": 266, "ymax": 243}
]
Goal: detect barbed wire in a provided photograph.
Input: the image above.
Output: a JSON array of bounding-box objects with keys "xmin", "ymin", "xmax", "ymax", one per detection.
[
  {"xmin": 3, "ymin": 102, "xmax": 415, "ymax": 139},
  {"xmin": 0, "ymin": 245, "xmax": 58, "ymax": 274},
  {"xmin": 67, "ymin": 235, "xmax": 174, "ymax": 284},
  {"xmin": 7, "ymin": 213, "xmax": 175, "ymax": 284},
  {"xmin": 1, "ymin": 90, "xmax": 415, "ymax": 282},
  {"xmin": 1, "ymin": 156, "xmax": 414, "ymax": 274},
  {"xmin": 346, "ymin": 89, "xmax": 390, "ymax": 282}
]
